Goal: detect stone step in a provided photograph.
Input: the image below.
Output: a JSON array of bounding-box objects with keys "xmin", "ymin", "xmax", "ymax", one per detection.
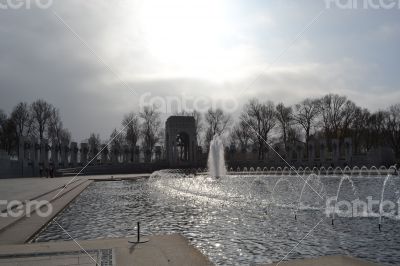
[
  {"xmin": 0, "ymin": 179, "xmax": 92, "ymax": 245},
  {"xmin": 0, "ymin": 178, "xmax": 84, "ymax": 233},
  {"xmin": 0, "ymin": 178, "xmax": 82, "ymax": 213}
]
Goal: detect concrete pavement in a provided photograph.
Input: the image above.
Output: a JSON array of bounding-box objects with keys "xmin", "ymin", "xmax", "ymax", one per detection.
[
  {"xmin": 0, "ymin": 234, "xmax": 212, "ymax": 266},
  {"xmin": 0, "ymin": 179, "xmax": 92, "ymax": 245}
]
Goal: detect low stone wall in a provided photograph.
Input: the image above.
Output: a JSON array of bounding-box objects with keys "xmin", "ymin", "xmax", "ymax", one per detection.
[
  {"xmin": 56, "ymin": 162, "xmax": 170, "ymax": 176},
  {"xmin": 0, "ymin": 159, "xmax": 36, "ymax": 178}
]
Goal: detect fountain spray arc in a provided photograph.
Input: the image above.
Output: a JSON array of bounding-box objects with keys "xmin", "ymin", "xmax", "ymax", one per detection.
[{"xmin": 208, "ymin": 135, "xmax": 227, "ymax": 178}]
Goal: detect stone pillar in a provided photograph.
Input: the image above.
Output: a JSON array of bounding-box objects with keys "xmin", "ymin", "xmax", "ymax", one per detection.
[
  {"xmin": 101, "ymin": 144, "xmax": 108, "ymax": 164},
  {"xmin": 118, "ymin": 148, "xmax": 122, "ymax": 163},
  {"xmin": 80, "ymin": 143, "xmax": 88, "ymax": 165},
  {"xmin": 332, "ymin": 139, "xmax": 340, "ymax": 163},
  {"xmin": 288, "ymin": 143, "xmax": 294, "ymax": 162},
  {"xmin": 60, "ymin": 141, "xmax": 68, "ymax": 168},
  {"xmin": 23, "ymin": 138, "xmax": 30, "ymax": 160},
  {"xmin": 110, "ymin": 147, "xmax": 118, "ymax": 164},
  {"xmin": 319, "ymin": 139, "xmax": 327, "ymax": 164},
  {"xmin": 344, "ymin": 137, "xmax": 352, "ymax": 164},
  {"xmin": 155, "ymin": 146, "xmax": 162, "ymax": 161},
  {"xmin": 123, "ymin": 145, "xmax": 129, "ymax": 163},
  {"xmin": 33, "ymin": 138, "xmax": 40, "ymax": 176},
  {"xmin": 135, "ymin": 145, "xmax": 140, "ymax": 163},
  {"xmin": 51, "ymin": 144, "xmax": 59, "ymax": 167},
  {"xmin": 308, "ymin": 140, "xmax": 315, "ymax": 164},
  {"xmin": 297, "ymin": 144, "xmax": 304, "ymax": 164},
  {"xmin": 284, "ymin": 145, "xmax": 290, "ymax": 162},
  {"xmin": 40, "ymin": 139, "xmax": 49, "ymax": 168},
  {"xmin": 70, "ymin": 142, "xmax": 78, "ymax": 167},
  {"xmin": 18, "ymin": 136, "xmax": 25, "ymax": 161},
  {"xmin": 31, "ymin": 137, "xmax": 39, "ymax": 165}
]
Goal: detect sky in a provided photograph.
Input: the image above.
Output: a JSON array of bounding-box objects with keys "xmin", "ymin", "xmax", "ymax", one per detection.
[{"xmin": 0, "ymin": 0, "xmax": 399, "ymax": 142}]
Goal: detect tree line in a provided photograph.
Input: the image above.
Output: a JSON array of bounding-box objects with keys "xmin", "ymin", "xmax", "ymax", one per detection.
[
  {"xmin": 1, "ymin": 94, "xmax": 399, "ymax": 163},
  {"xmin": 228, "ymin": 94, "xmax": 400, "ymax": 160},
  {"xmin": 0, "ymin": 100, "xmax": 70, "ymax": 155}
]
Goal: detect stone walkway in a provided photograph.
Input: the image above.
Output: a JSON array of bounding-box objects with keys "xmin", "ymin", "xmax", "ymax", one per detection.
[
  {"xmin": 0, "ymin": 178, "xmax": 92, "ymax": 245},
  {"xmin": 0, "ymin": 177, "xmax": 78, "ymax": 211},
  {"xmin": 0, "ymin": 235, "xmax": 212, "ymax": 266}
]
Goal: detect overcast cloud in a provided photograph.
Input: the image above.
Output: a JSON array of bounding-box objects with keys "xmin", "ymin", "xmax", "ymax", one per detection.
[{"xmin": 0, "ymin": 0, "xmax": 399, "ymax": 141}]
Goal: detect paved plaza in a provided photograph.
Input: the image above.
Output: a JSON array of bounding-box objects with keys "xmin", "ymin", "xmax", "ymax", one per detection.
[{"xmin": 0, "ymin": 235, "xmax": 211, "ymax": 266}]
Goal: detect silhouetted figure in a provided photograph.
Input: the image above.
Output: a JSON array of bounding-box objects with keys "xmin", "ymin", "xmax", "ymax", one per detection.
[
  {"xmin": 39, "ymin": 165, "xmax": 43, "ymax": 178},
  {"xmin": 50, "ymin": 166, "xmax": 55, "ymax": 178},
  {"xmin": 45, "ymin": 167, "xmax": 49, "ymax": 178}
]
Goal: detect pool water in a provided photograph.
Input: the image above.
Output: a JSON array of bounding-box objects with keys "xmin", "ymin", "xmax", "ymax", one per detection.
[{"xmin": 35, "ymin": 175, "xmax": 400, "ymax": 265}]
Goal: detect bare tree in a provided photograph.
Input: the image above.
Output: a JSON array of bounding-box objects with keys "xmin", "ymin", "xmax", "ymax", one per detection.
[
  {"xmin": 341, "ymin": 100, "xmax": 359, "ymax": 138},
  {"xmin": 48, "ymin": 108, "xmax": 64, "ymax": 147},
  {"xmin": 350, "ymin": 108, "xmax": 370, "ymax": 153},
  {"xmin": 122, "ymin": 112, "xmax": 140, "ymax": 162},
  {"xmin": 0, "ymin": 110, "xmax": 6, "ymax": 128},
  {"xmin": 294, "ymin": 98, "xmax": 320, "ymax": 152},
  {"xmin": 204, "ymin": 108, "xmax": 231, "ymax": 147},
  {"xmin": 241, "ymin": 99, "xmax": 276, "ymax": 160},
  {"xmin": 110, "ymin": 128, "xmax": 125, "ymax": 161},
  {"xmin": 230, "ymin": 120, "xmax": 251, "ymax": 153},
  {"xmin": 30, "ymin": 99, "xmax": 53, "ymax": 141},
  {"xmin": 59, "ymin": 128, "xmax": 71, "ymax": 146},
  {"xmin": 140, "ymin": 106, "xmax": 161, "ymax": 162},
  {"xmin": 275, "ymin": 103, "xmax": 293, "ymax": 149},
  {"xmin": 88, "ymin": 133, "xmax": 101, "ymax": 161},
  {"xmin": 317, "ymin": 94, "xmax": 359, "ymax": 140},
  {"xmin": 365, "ymin": 110, "xmax": 387, "ymax": 150},
  {"xmin": 0, "ymin": 110, "xmax": 8, "ymax": 151},
  {"xmin": 10, "ymin": 102, "xmax": 31, "ymax": 138},
  {"xmin": 0, "ymin": 110, "xmax": 17, "ymax": 154},
  {"xmin": 0, "ymin": 110, "xmax": 7, "ymax": 147},
  {"xmin": 386, "ymin": 104, "xmax": 400, "ymax": 157}
]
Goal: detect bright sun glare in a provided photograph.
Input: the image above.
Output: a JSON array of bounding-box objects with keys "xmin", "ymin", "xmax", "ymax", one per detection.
[{"xmin": 139, "ymin": 0, "xmax": 242, "ymax": 79}]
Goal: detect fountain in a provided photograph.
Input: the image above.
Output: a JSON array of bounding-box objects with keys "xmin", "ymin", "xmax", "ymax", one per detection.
[
  {"xmin": 207, "ymin": 135, "xmax": 226, "ymax": 178},
  {"xmin": 331, "ymin": 175, "xmax": 358, "ymax": 224},
  {"xmin": 379, "ymin": 174, "xmax": 393, "ymax": 231},
  {"xmin": 295, "ymin": 173, "xmax": 326, "ymax": 220},
  {"xmin": 35, "ymin": 164, "xmax": 400, "ymax": 265}
]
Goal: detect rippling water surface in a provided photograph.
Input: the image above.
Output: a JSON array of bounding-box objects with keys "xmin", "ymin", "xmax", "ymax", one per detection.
[{"xmin": 35, "ymin": 175, "xmax": 400, "ymax": 265}]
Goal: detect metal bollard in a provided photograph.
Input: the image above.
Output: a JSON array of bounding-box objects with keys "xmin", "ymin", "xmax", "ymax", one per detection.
[
  {"xmin": 137, "ymin": 221, "xmax": 140, "ymax": 242},
  {"xmin": 128, "ymin": 221, "xmax": 149, "ymax": 244}
]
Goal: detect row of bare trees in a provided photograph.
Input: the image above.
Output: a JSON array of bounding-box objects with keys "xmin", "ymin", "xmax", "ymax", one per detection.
[
  {"xmin": 85, "ymin": 106, "xmax": 162, "ymax": 163},
  {"xmin": 2, "ymin": 94, "xmax": 399, "ymax": 163},
  {"xmin": 96, "ymin": 94, "xmax": 399, "ymax": 162},
  {"xmin": 0, "ymin": 100, "xmax": 70, "ymax": 155},
  {"xmin": 229, "ymin": 94, "xmax": 400, "ymax": 160}
]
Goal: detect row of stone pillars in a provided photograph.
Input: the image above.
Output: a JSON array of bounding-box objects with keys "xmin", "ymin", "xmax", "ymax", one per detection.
[
  {"xmin": 18, "ymin": 137, "xmax": 154, "ymax": 168},
  {"xmin": 285, "ymin": 138, "xmax": 352, "ymax": 165},
  {"xmin": 18, "ymin": 137, "xmax": 88, "ymax": 168}
]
